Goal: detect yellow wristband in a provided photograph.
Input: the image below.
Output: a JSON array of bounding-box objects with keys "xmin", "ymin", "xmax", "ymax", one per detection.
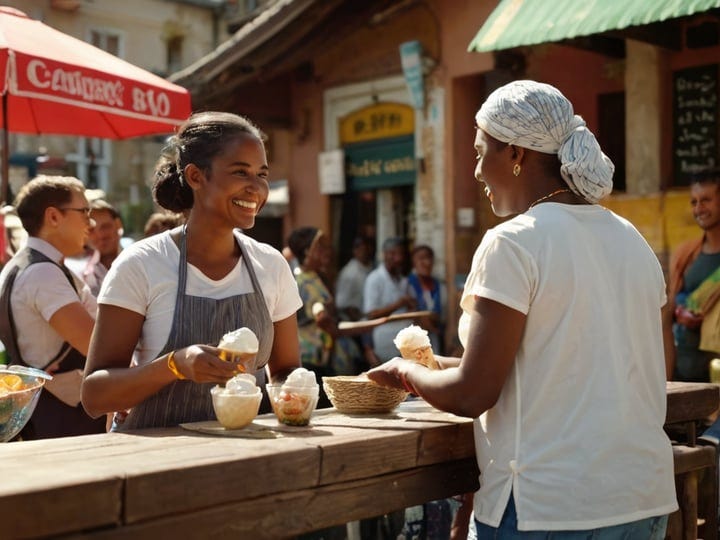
[{"xmin": 167, "ymin": 350, "xmax": 186, "ymax": 380}]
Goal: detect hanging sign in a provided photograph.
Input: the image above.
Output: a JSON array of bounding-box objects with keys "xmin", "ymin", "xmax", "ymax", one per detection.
[
  {"xmin": 339, "ymin": 102, "xmax": 414, "ymax": 145},
  {"xmin": 318, "ymin": 149, "xmax": 346, "ymax": 195}
]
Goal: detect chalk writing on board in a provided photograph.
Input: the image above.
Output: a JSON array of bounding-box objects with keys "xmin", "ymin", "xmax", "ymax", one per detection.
[{"xmin": 673, "ymin": 64, "xmax": 718, "ymax": 182}]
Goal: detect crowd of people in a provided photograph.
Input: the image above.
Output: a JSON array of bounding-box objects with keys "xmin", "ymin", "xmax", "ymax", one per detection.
[{"xmin": 1, "ymin": 79, "xmax": 714, "ymax": 539}]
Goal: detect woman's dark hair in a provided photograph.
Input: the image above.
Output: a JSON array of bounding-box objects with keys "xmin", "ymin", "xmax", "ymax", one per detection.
[
  {"xmin": 411, "ymin": 244, "xmax": 434, "ymax": 258},
  {"xmin": 152, "ymin": 112, "xmax": 265, "ymax": 212},
  {"xmin": 287, "ymin": 226, "xmax": 319, "ymax": 266}
]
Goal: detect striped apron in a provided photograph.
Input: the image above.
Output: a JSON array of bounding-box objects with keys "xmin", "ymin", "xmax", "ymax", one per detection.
[{"xmin": 117, "ymin": 229, "xmax": 274, "ymax": 430}]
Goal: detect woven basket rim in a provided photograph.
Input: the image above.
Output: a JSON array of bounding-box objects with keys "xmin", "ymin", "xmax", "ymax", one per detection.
[{"xmin": 322, "ymin": 376, "xmax": 408, "ymax": 414}]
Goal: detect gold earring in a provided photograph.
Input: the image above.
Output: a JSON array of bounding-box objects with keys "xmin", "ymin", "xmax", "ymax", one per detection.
[{"xmin": 513, "ymin": 164, "xmax": 521, "ymax": 177}]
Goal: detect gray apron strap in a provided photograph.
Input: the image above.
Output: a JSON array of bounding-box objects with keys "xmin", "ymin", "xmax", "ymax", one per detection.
[{"xmin": 118, "ymin": 228, "xmax": 274, "ymax": 430}]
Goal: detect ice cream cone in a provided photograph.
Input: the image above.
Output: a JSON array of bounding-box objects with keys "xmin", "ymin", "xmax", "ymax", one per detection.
[
  {"xmin": 218, "ymin": 350, "xmax": 252, "ymax": 371},
  {"xmin": 218, "ymin": 327, "xmax": 259, "ymax": 372},
  {"xmin": 399, "ymin": 345, "xmax": 440, "ymax": 370}
]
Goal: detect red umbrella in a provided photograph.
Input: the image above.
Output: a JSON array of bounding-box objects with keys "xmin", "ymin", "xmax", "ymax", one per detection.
[{"xmin": 0, "ymin": 7, "xmax": 193, "ymax": 202}]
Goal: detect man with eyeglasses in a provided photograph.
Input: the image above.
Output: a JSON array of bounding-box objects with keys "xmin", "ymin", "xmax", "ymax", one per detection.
[
  {"xmin": 66, "ymin": 199, "xmax": 124, "ymax": 296},
  {"xmin": 0, "ymin": 175, "xmax": 106, "ymax": 439}
]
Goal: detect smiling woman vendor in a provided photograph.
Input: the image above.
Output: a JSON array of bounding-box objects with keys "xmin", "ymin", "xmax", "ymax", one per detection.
[{"xmin": 81, "ymin": 112, "xmax": 302, "ymax": 429}]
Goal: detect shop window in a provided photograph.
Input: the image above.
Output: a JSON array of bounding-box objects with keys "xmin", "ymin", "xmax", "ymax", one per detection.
[
  {"xmin": 89, "ymin": 29, "xmax": 122, "ymax": 57},
  {"xmin": 167, "ymin": 36, "xmax": 183, "ymax": 75},
  {"xmin": 66, "ymin": 138, "xmax": 112, "ymax": 192}
]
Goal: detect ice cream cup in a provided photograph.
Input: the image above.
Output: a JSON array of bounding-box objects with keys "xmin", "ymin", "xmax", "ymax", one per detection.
[
  {"xmin": 211, "ymin": 386, "xmax": 262, "ymax": 429},
  {"xmin": 399, "ymin": 345, "xmax": 440, "ymax": 370},
  {"xmin": 266, "ymin": 383, "xmax": 319, "ymax": 426}
]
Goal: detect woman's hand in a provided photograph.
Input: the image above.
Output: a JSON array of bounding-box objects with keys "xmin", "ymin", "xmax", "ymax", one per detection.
[
  {"xmin": 171, "ymin": 345, "xmax": 242, "ymax": 383},
  {"xmin": 398, "ymin": 295, "xmax": 417, "ymax": 311},
  {"xmin": 315, "ymin": 309, "xmax": 337, "ymax": 335},
  {"xmin": 367, "ymin": 358, "xmax": 415, "ymax": 392},
  {"xmin": 674, "ymin": 306, "xmax": 703, "ymax": 329}
]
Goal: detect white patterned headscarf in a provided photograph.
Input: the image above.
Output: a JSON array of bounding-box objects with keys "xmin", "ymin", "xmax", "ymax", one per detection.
[{"xmin": 475, "ymin": 80, "xmax": 614, "ymax": 203}]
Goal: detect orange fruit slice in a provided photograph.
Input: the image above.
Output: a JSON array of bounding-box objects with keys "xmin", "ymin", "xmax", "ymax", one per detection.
[{"xmin": 0, "ymin": 374, "xmax": 24, "ymax": 391}]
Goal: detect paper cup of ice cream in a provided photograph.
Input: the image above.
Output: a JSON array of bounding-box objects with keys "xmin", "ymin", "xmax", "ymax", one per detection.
[
  {"xmin": 393, "ymin": 325, "xmax": 440, "ymax": 369},
  {"xmin": 266, "ymin": 368, "xmax": 319, "ymax": 426},
  {"xmin": 211, "ymin": 373, "xmax": 262, "ymax": 429},
  {"xmin": 217, "ymin": 327, "xmax": 259, "ymax": 372}
]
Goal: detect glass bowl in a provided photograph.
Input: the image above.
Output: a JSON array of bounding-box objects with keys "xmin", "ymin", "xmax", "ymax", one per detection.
[
  {"xmin": 210, "ymin": 385, "xmax": 262, "ymax": 429},
  {"xmin": 266, "ymin": 383, "xmax": 319, "ymax": 426},
  {"xmin": 0, "ymin": 366, "xmax": 52, "ymax": 442}
]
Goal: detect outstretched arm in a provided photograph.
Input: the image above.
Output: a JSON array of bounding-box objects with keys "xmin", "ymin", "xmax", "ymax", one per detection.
[
  {"xmin": 368, "ymin": 296, "xmax": 525, "ymax": 418},
  {"xmin": 82, "ymin": 304, "xmax": 238, "ymax": 417}
]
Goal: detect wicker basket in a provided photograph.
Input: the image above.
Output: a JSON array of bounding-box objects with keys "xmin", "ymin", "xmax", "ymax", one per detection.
[{"xmin": 322, "ymin": 376, "xmax": 408, "ymax": 414}]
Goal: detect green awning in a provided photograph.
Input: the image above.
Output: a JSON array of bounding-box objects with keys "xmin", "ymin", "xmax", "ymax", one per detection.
[{"xmin": 469, "ymin": 0, "xmax": 720, "ymax": 52}]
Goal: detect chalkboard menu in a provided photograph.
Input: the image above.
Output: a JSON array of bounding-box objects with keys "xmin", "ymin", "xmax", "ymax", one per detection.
[{"xmin": 673, "ymin": 64, "xmax": 718, "ymax": 184}]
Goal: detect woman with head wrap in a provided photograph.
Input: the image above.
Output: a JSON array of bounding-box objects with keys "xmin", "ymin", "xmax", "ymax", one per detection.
[{"xmin": 369, "ymin": 81, "xmax": 676, "ymax": 538}]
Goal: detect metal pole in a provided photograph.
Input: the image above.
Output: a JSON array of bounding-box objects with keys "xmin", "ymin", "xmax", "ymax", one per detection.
[{"xmin": 1, "ymin": 92, "xmax": 7, "ymax": 205}]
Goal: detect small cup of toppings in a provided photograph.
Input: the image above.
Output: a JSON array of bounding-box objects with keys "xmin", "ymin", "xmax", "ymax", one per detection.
[{"xmin": 266, "ymin": 368, "xmax": 319, "ymax": 426}]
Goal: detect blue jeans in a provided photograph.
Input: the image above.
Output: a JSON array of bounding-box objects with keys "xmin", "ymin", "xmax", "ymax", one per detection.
[{"xmin": 474, "ymin": 495, "xmax": 668, "ymax": 539}]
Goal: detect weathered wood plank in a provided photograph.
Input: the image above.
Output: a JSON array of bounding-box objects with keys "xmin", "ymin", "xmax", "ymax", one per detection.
[
  {"xmin": 418, "ymin": 421, "xmax": 475, "ymax": 466},
  {"xmin": 124, "ymin": 441, "xmax": 321, "ymax": 523},
  {"xmin": 318, "ymin": 427, "xmax": 419, "ymax": 484},
  {"xmin": 66, "ymin": 458, "xmax": 480, "ymax": 539},
  {"xmin": 666, "ymin": 382, "xmax": 719, "ymax": 424},
  {"xmin": 1, "ymin": 480, "xmax": 122, "ymax": 538}
]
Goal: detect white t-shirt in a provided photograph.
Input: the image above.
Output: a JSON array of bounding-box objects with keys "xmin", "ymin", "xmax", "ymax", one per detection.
[
  {"xmin": 363, "ymin": 265, "xmax": 412, "ymax": 361},
  {"xmin": 460, "ymin": 203, "xmax": 677, "ymax": 530},
  {"xmin": 3, "ymin": 237, "xmax": 97, "ymax": 368},
  {"xmin": 98, "ymin": 231, "xmax": 301, "ymax": 366},
  {"xmin": 335, "ymin": 258, "xmax": 372, "ymax": 312}
]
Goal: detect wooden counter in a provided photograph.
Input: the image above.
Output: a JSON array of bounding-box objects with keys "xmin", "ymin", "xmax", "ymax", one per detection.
[
  {"xmin": 0, "ymin": 399, "xmax": 477, "ymax": 539},
  {"xmin": 1, "ymin": 382, "xmax": 717, "ymax": 539}
]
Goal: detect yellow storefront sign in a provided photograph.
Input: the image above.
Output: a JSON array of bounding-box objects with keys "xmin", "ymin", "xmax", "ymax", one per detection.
[{"xmin": 340, "ymin": 102, "xmax": 414, "ymax": 144}]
